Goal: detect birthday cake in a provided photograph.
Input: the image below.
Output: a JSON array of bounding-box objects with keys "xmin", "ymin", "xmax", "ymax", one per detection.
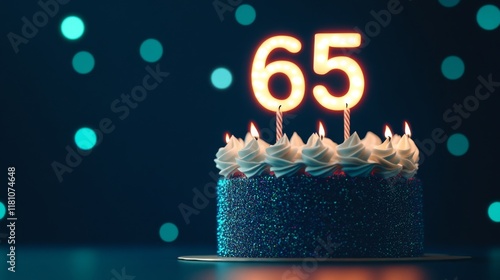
[{"xmin": 214, "ymin": 127, "xmax": 423, "ymax": 258}]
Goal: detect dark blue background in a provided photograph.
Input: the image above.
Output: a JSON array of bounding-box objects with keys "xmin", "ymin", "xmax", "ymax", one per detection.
[{"xmin": 0, "ymin": 0, "xmax": 499, "ymax": 249}]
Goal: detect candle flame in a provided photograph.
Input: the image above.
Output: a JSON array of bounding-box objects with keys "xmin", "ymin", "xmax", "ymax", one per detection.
[
  {"xmin": 405, "ymin": 121, "xmax": 411, "ymax": 137},
  {"xmin": 318, "ymin": 121, "xmax": 325, "ymax": 139},
  {"xmin": 225, "ymin": 133, "xmax": 230, "ymax": 144},
  {"xmin": 250, "ymin": 122, "xmax": 259, "ymax": 139},
  {"xmin": 385, "ymin": 125, "xmax": 393, "ymax": 139}
]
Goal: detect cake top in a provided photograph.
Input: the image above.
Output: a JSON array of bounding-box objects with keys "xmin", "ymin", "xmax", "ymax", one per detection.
[{"xmin": 215, "ymin": 131, "xmax": 419, "ymax": 179}]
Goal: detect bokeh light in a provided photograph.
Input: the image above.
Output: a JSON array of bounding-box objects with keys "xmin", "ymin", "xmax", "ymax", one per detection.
[
  {"xmin": 140, "ymin": 38, "xmax": 163, "ymax": 63},
  {"xmin": 211, "ymin": 67, "xmax": 233, "ymax": 89},
  {"xmin": 447, "ymin": 133, "xmax": 469, "ymax": 156},
  {"xmin": 488, "ymin": 202, "xmax": 500, "ymax": 222},
  {"xmin": 477, "ymin": 5, "xmax": 500, "ymax": 30},
  {"xmin": 159, "ymin": 222, "xmax": 179, "ymax": 242},
  {"xmin": 0, "ymin": 202, "xmax": 5, "ymax": 220},
  {"xmin": 235, "ymin": 4, "xmax": 256, "ymax": 26},
  {"xmin": 72, "ymin": 51, "xmax": 95, "ymax": 74},
  {"xmin": 438, "ymin": 0, "xmax": 460, "ymax": 8},
  {"xmin": 441, "ymin": 56, "xmax": 464, "ymax": 80},
  {"xmin": 61, "ymin": 16, "xmax": 85, "ymax": 40},
  {"xmin": 74, "ymin": 127, "xmax": 97, "ymax": 150}
]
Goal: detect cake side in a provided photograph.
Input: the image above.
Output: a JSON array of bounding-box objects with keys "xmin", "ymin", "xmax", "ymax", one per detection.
[{"xmin": 217, "ymin": 174, "xmax": 423, "ymax": 258}]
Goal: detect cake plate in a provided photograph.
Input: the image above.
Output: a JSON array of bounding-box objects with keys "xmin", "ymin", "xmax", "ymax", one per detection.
[{"xmin": 178, "ymin": 254, "xmax": 471, "ymax": 262}]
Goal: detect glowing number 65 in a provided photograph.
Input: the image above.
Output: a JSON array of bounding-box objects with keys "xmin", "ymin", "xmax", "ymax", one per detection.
[{"xmin": 251, "ymin": 33, "xmax": 364, "ymax": 112}]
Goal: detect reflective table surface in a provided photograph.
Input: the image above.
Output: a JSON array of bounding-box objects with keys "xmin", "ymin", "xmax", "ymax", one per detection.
[{"xmin": 0, "ymin": 245, "xmax": 498, "ymax": 280}]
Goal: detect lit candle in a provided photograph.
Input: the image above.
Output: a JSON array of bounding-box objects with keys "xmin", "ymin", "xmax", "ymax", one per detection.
[
  {"xmin": 404, "ymin": 121, "xmax": 419, "ymax": 164},
  {"xmin": 318, "ymin": 121, "xmax": 325, "ymax": 141},
  {"xmin": 316, "ymin": 121, "xmax": 337, "ymax": 149},
  {"xmin": 344, "ymin": 103, "xmax": 350, "ymax": 141},
  {"xmin": 385, "ymin": 125, "xmax": 393, "ymax": 141},
  {"xmin": 276, "ymin": 105, "xmax": 283, "ymax": 143},
  {"xmin": 250, "ymin": 122, "xmax": 259, "ymax": 141},
  {"xmin": 225, "ymin": 133, "xmax": 230, "ymax": 143},
  {"xmin": 404, "ymin": 121, "xmax": 411, "ymax": 137},
  {"xmin": 395, "ymin": 124, "xmax": 419, "ymax": 179}
]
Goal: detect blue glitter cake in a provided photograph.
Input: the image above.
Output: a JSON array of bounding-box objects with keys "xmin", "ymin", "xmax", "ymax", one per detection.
[{"xmin": 215, "ymin": 130, "xmax": 423, "ymax": 258}]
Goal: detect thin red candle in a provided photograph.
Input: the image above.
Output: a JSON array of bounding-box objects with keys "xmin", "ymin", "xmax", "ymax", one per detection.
[
  {"xmin": 276, "ymin": 105, "xmax": 283, "ymax": 142},
  {"xmin": 344, "ymin": 103, "xmax": 350, "ymax": 141}
]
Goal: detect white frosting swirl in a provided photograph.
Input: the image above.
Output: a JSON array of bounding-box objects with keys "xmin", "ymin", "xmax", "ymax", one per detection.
[
  {"xmin": 243, "ymin": 132, "xmax": 254, "ymax": 144},
  {"xmin": 393, "ymin": 134, "xmax": 419, "ymax": 163},
  {"xmin": 216, "ymin": 130, "xmax": 419, "ymax": 179},
  {"xmin": 265, "ymin": 133, "xmax": 304, "ymax": 177},
  {"xmin": 408, "ymin": 137, "xmax": 420, "ymax": 163},
  {"xmin": 396, "ymin": 134, "xmax": 418, "ymax": 178},
  {"xmin": 300, "ymin": 133, "xmax": 340, "ymax": 177},
  {"xmin": 236, "ymin": 136, "xmax": 270, "ymax": 177},
  {"xmin": 391, "ymin": 134, "xmax": 402, "ymax": 148},
  {"xmin": 214, "ymin": 135, "xmax": 244, "ymax": 177},
  {"xmin": 368, "ymin": 138, "xmax": 402, "ymax": 178},
  {"xmin": 361, "ymin": 131, "xmax": 382, "ymax": 153},
  {"xmin": 290, "ymin": 132, "xmax": 305, "ymax": 151},
  {"xmin": 337, "ymin": 132, "xmax": 374, "ymax": 177}
]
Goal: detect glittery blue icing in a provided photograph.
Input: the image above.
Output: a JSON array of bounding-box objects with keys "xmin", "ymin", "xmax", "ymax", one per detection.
[{"xmin": 217, "ymin": 174, "xmax": 423, "ymax": 258}]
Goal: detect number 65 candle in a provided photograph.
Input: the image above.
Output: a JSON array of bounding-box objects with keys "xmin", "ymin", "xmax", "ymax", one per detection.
[{"xmin": 251, "ymin": 33, "xmax": 365, "ymax": 112}]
